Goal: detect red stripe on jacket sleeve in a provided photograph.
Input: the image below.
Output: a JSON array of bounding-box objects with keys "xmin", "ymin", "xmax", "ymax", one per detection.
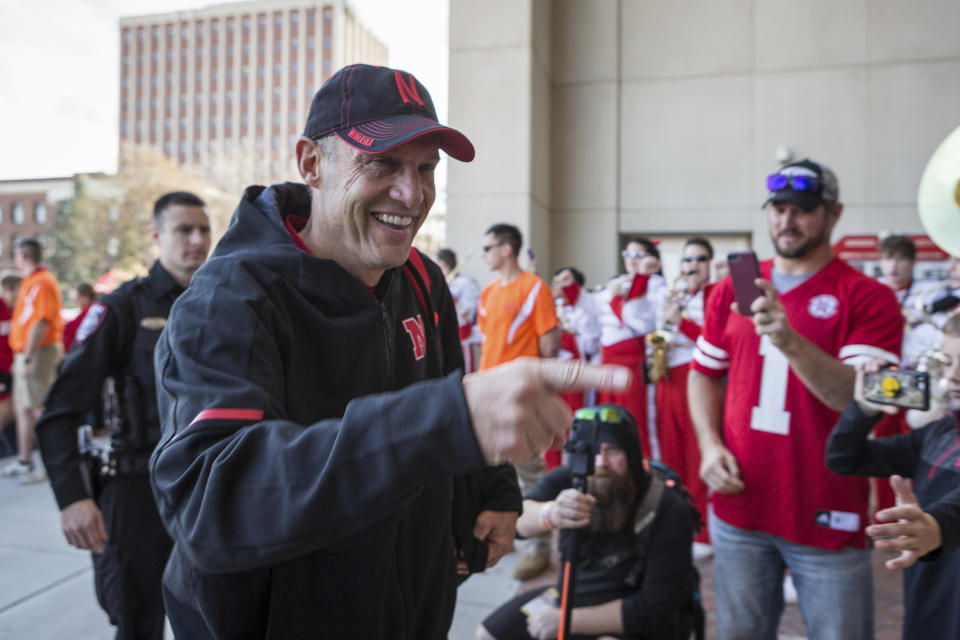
[{"xmin": 189, "ymin": 408, "xmax": 265, "ymax": 426}]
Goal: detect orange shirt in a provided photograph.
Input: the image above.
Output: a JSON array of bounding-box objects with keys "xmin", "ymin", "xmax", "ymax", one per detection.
[
  {"xmin": 477, "ymin": 271, "xmax": 557, "ymax": 371},
  {"xmin": 10, "ymin": 267, "xmax": 64, "ymax": 353}
]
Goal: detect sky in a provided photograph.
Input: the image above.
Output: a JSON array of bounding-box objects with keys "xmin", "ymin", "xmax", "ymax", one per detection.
[{"xmin": 0, "ymin": 0, "xmax": 448, "ymax": 181}]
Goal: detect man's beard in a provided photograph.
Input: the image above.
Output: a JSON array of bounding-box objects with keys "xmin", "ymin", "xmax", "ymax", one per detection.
[
  {"xmin": 771, "ymin": 225, "xmax": 828, "ymax": 259},
  {"xmin": 587, "ymin": 469, "xmax": 637, "ymax": 533}
]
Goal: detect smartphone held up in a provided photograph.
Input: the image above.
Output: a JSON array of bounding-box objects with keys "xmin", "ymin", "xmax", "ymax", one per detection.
[
  {"xmin": 863, "ymin": 367, "xmax": 931, "ymax": 411},
  {"xmin": 727, "ymin": 250, "xmax": 764, "ymax": 315}
]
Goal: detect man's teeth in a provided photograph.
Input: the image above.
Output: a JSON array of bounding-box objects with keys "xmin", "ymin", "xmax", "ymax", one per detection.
[{"xmin": 374, "ymin": 213, "xmax": 413, "ymax": 227}]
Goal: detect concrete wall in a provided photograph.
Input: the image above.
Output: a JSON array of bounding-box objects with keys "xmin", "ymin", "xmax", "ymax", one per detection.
[{"xmin": 447, "ymin": 0, "xmax": 960, "ymax": 287}]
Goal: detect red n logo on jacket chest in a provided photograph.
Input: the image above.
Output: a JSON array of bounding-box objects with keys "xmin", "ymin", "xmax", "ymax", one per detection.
[{"xmin": 402, "ymin": 315, "xmax": 427, "ymax": 361}]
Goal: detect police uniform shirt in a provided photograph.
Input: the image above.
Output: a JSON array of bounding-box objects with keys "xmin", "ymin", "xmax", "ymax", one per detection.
[{"xmin": 36, "ymin": 261, "xmax": 185, "ymax": 510}]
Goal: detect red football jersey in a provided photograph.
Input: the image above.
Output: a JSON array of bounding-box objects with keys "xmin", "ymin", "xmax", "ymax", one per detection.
[
  {"xmin": 0, "ymin": 299, "xmax": 11, "ymax": 373},
  {"xmin": 692, "ymin": 258, "xmax": 902, "ymax": 550}
]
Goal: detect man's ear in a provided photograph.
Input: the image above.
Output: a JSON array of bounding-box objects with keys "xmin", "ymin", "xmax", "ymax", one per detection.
[
  {"xmin": 296, "ymin": 137, "xmax": 323, "ymax": 188},
  {"xmin": 149, "ymin": 224, "xmax": 160, "ymax": 244}
]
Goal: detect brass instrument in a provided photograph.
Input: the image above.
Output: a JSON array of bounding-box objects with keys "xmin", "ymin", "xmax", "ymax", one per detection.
[{"xmin": 646, "ymin": 271, "xmax": 695, "ymax": 383}]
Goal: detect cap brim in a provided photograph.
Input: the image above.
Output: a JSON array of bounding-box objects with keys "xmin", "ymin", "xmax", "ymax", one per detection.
[
  {"xmin": 334, "ymin": 114, "xmax": 475, "ymax": 162},
  {"xmin": 762, "ymin": 189, "xmax": 822, "ymax": 212}
]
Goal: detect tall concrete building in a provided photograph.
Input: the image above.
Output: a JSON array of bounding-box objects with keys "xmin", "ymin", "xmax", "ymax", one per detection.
[
  {"xmin": 119, "ymin": 0, "xmax": 387, "ymax": 187},
  {"xmin": 447, "ymin": 0, "xmax": 960, "ymax": 287}
]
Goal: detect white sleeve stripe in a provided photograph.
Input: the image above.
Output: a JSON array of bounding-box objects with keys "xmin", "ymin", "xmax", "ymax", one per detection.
[
  {"xmin": 838, "ymin": 345, "xmax": 899, "ymax": 364},
  {"xmin": 506, "ymin": 280, "xmax": 542, "ymax": 345},
  {"xmin": 693, "ymin": 348, "xmax": 730, "ymax": 371},
  {"xmin": 696, "ymin": 335, "xmax": 729, "ymax": 361}
]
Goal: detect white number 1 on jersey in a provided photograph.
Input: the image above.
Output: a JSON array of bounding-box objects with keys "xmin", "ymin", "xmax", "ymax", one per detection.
[{"xmin": 750, "ymin": 335, "xmax": 791, "ymax": 435}]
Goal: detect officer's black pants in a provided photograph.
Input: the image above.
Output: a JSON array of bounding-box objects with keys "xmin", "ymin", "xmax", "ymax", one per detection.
[{"xmin": 92, "ymin": 473, "xmax": 173, "ymax": 640}]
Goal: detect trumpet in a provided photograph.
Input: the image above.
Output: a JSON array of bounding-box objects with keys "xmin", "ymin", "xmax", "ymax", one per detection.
[{"xmin": 646, "ymin": 271, "xmax": 696, "ymax": 383}]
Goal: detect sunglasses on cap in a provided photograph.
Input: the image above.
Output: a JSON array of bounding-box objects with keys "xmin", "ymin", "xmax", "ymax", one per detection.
[
  {"xmin": 766, "ymin": 173, "xmax": 820, "ymax": 192},
  {"xmin": 574, "ymin": 406, "xmax": 625, "ymax": 424},
  {"xmin": 682, "ymin": 256, "xmax": 710, "ymax": 263},
  {"xmin": 621, "ymin": 250, "xmax": 649, "ymax": 259}
]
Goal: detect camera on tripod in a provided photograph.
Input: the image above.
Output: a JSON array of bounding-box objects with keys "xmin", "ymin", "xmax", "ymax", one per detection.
[{"xmin": 564, "ymin": 406, "xmax": 623, "ymax": 490}]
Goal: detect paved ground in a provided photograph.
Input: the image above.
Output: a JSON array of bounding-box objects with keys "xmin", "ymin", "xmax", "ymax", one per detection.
[{"xmin": 1, "ymin": 456, "xmax": 904, "ymax": 639}]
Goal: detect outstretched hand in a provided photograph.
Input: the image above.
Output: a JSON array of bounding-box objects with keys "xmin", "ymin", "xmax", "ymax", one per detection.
[
  {"xmin": 867, "ymin": 475, "xmax": 942, "ymax": 570},
  {"xmin": 463, "ymin": 358, "xmax": 630, "ymax": 465}
]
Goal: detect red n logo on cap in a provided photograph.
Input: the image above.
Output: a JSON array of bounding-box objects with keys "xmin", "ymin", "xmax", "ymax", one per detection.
[{"xmin": 394, "ymin": 72, "xmax": 425, "ymax": 106}]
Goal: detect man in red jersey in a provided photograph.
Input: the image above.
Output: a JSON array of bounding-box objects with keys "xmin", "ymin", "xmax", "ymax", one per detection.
[
  {"xmin": 689, "ymin": 159, "xmax": 902, "ymax": 640},
  {"xmin": 0, "ymin": 273, "xmax": 21, "ymax": 455}
]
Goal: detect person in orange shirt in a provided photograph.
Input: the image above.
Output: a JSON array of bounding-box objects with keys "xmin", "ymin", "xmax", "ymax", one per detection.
[
  {"xmin": 478, "ymin": 223, "xmax": 560, "ymax": 580},
  {"xmin": 1, "ymin": 238, "xmax": 64, "ymax": 481}
]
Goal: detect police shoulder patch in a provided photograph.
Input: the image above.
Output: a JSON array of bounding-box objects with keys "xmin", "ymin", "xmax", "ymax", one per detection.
[{"xmin": 75, "ymin": 302, "xmax": 108, "ymax": 345}]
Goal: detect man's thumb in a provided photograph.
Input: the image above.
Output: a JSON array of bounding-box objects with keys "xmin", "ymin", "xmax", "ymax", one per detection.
[{"xmin": 890, "ymin": 474, "xmax": 918, "ymax": 507}]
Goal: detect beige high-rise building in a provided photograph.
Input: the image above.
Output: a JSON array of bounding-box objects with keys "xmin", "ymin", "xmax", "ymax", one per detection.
[
  {"xmin": 119, "ymin": 0, "xmax": 387, "ymax": 187},
  {"xmin": 447, "ymin": 0, "xmax": 960, "ymax": 287}
]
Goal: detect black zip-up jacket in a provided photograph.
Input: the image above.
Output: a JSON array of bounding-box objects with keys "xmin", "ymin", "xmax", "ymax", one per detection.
[
  {"xmin": 827, "ymin": 402, "xmax": 960, "ymax": 640},
  {"xmin": 39, "ymin": 261, "xmax": 184, "ymax": 509},
  {"xmin": 151, "ymin": 183, "xmax": 520, "ymax": 639}
]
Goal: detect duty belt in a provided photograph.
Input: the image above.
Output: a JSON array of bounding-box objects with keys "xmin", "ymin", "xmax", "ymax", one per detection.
[{"xmin": 101, "ymin": 452, "xmax": 153, "ymax": 477}]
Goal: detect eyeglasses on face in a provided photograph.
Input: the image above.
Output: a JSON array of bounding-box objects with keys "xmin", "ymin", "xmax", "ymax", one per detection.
[
  {"xmin": 682, "ymin": 256, "xmax": 711, "ymax": 263},
  {"xmin": 766, "ymin": 173, "xmax": 820, "ymax": 192},
  {"xmin": 621, "ymin": 250, "xmax": 648, "ymax": 259},
  {"xmin": 483, "ymin": 242, "xmax": 504, "ymax": 253}
]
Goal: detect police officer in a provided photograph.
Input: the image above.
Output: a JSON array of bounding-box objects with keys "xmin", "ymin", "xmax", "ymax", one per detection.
[{"xmin": 36, "ymin": 191, "xmax": 211, "ymax": 640}]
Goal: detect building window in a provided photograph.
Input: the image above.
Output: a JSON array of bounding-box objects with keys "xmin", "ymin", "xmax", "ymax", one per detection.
[
  {"xmin": 290, "ymin": 61, "xmax": 297, "ymax": 75},
  {"xmin": 180, "ymin": 95, "xmax": 187, "ymax": 108},
  {"xmin": 273, "ymin": 87, "xmax": 281, "ymax": 101},
  {"xmin": 257, "ymin": 65, "xmax": 264, "ymax": 79},
  {"xmin": 166, "ymin": 50, "xmax": 173, "ymax": 64},
  {"xmin": 241, "ymin": 113, "xmax": 248, "ymax": 128},
  {"xmin": 257, "ymin": 41, "xmax": 265, "ymax": 55},
  {"xmin": 226, "ymin": 68, "xmax": 233, "ymax": 82},
  {"xmin": 164, "ymin": 141, "xmax": 172, "ymax": 156},
  {"xmin": 289, "ymin": 111, "xmax": 297, "ymax": 124},
  {"xmin": 122, "ymin": 122, "xmax": 129, "ymax": 137},
  {"xmin": 0, "ymin": 204, "xmax": 4, "ymax": 223},
  {"xmin": 256, "ymin": 112, "xmax": 264, "ymax": 127},
  {"xmin": 242, "ymin": 42, "xmax": 249, "ymax": 55},
  {"xmin": 195, "ymin": 71, "xmax": 202, "ymax": 83},
  {"xmin": 151, "ymin": 76, "xmax": 158, "ymax": 88},
  {"xmin": 166, "ymin": 72, "xmax": 172, "ymax": 86},
  {"xmin": 241, "ymin": 91, "xmax": 248, "ymax": 104},
  {"xmin": 258, "ymin": 14, "xmax": 266, "ymax": 29},
  {"xmin": 242, "ymin": 66, "xmax": 249, "ymax": 80},
  {"xmin": 195, "ymin": 95, "xmax": 203, "ymax": 107},
  {"xmin": 182, "ymin": 49, "xmax": 188, "ymax": 61},
  {"xmin": 123, "ymin": 30, "xmax": 130, "ymax": 43},
  {"xmin": 274, "ymin": 63, "xmax": 281, "ymax": 76},
  {"xmin": 272, "ymin": 135, "xmax": 279, "ymax": 149},
  {"xmin": 274, "ymin": 14, "xmax": 281, "ymax": 28},
  {"xmin": 272, "ymin": 112, "xmax": 280, "ymax": 126},
  {"xmin": 307, "ymin": 36, "xmax": 314, "ymax": 50},
  {"xmin": 257, "ymin": 88, "xmax": 264, "ymax": 102},
  {"xmin": 307, "ymin": 11, "xmax": 315, "ymax": 26},
  {"xmin": 226, "ymin": 114, "xmax": 233, "ymax": 128},
  {"xmin": 210, "ymin": 94, "xmax": 217, "ymax": 107},
  {"xmin": 32, "ymin": 201, "xmax": 46, "ymax": 224},
  {"xmin": 274, "ymin": 40, "xmax": 281, "ymax": 54},
  {"xmin": 180, "ymin": 118, "xmax": 187, "ymax": 130},
  {"xmin": 307, "ymin": 60, "xmax": 314, "ymax": 75},
  {"xmin": 12, "ymin": 202, "xmax": 24, "ymax": 225},
  {"xmin": 290, "ymin": 12, "xmax": 298, "ymax": 26},
  {"xmin": 209, "ymin": 117, "xmax": 216, "ymax": 130},
  {"xmin": 196, "ymin": 22, "xmax": 204, "ymax": 37},
  {"xmin": 226, "ymin": 17, "xmax": 234, "ymax": 31},
  {"xmin": 226, "ymin": 93, "xmax": 233, "ymax": 106},
  {"xmin": 165, "ymin": 95, "xmax": 172, "ymax": 108},
  {"xmin": 290, "ymin": 86, "xmax": 298, "ymax": 100}
]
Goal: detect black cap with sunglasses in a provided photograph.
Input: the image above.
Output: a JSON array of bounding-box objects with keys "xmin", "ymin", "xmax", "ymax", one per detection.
[{"xmin": 763, "ymin": 159, "xmax": 839, "ymax": 212}]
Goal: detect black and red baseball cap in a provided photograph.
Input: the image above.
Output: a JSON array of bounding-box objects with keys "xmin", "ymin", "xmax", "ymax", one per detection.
[{"xmin": 302, "ymin": 64, "xmax": 475, "ymax": 162}]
